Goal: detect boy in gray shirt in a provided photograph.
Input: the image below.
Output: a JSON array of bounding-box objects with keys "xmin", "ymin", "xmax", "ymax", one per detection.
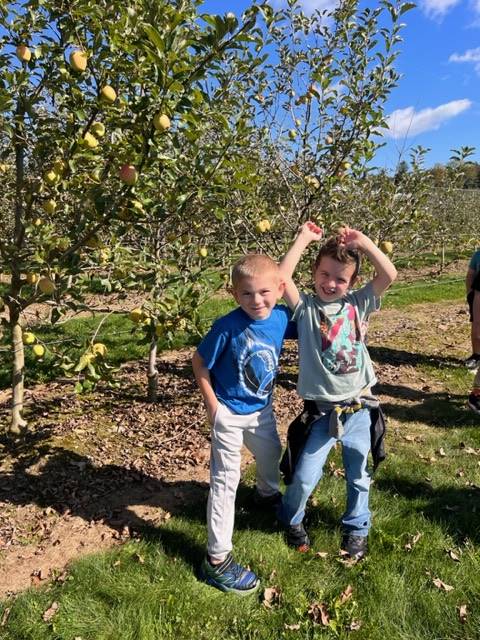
[{"xmin": 278, "ymin": 222, "xmax": 397, "ymax": 559}]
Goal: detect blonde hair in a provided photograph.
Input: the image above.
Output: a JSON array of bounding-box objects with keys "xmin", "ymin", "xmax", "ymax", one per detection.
[{"xmin": 231, "ymin": 254, "xmax": 279, "ymax": 287}]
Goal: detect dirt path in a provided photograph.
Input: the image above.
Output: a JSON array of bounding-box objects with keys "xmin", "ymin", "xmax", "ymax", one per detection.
[{"xmin": 0, "ymin": 299, "xmax": 473, "ymax": 598}]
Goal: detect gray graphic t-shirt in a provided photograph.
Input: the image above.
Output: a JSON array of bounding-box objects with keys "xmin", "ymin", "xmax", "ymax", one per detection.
[{"xmin": 292, "ymin": 281, "xmax": 380, "ymax": 402}]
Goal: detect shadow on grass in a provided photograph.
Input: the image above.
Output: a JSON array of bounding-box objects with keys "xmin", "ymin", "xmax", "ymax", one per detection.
[
  {"xmin": 369, "ymin": 345, "xmax": 464, "ymax": 369},
  {"xmin": 375, "ymin": 474, "xmax": 480, "ymax": 544},
  {"xmin": 372, "ymin": 383, "xmax": 478, "ymax": 428}
]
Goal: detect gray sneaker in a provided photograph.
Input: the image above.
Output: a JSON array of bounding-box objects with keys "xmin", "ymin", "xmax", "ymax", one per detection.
[{"xmin": 464, "ymin": 354, "xmax": 480, "ymax": 370}]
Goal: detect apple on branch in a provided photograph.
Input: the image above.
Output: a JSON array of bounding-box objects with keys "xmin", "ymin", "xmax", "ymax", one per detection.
[
  {"xmin": 100, "ymin": 85, "xmax": 117, "ymax": 104},
  {"xmin": 153, "ymin": 113, "xmax": 171, "ymax": 132},
  {"xmin": 16, "ymin": 45, "xmax": 32, "ymax": 63},
  {"xmin": 119, "ymin": 164, "xmax": 138, "ymax": 185},
  {"xmin": 69, "ymin": 49, "xmax": 88, "ymax": 72}
]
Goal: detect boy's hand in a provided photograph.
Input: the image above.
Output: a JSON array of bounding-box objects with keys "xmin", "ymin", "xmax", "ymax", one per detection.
[
  {"xmin": 299, "ymin": 221, "xmax": 323, "ymax": 243},
  {"xmin": 337, "ymin": 226, "xmax": 365, "ymax": 251}
]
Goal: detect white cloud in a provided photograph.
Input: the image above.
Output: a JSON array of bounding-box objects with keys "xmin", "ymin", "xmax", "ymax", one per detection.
[
  {"xmin": 383, "ymin": 99, "xmax": 472, "ymax": 139},
  {"xmin": 449, "ymin": 47, "xmax": 480, "ymax": 73},
  {"xmin": 420, "ymin": 0, "xmax": 462, "ymax": 19}
]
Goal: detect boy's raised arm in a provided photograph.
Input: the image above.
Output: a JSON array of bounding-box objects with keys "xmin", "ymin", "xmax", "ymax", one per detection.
[
  {"xmin": 338, "ymin": 227, "xmax": 397, "ymax": 297},
  {"xmin": 279, "ymin": 222, "xmax": 323, "ymax": 309}
]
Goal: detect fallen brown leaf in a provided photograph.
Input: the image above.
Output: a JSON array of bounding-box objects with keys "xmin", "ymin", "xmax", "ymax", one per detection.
[
  {"xmin": 308, "ymin": 601, "xmax": 330, "ymax": 626},
  {"xmin": 1, "ymin": 608, "xmax": 11, "ymax": 627},
  {"xmin": 284, "ymin": 623, "xmax": 301, "ymax": 631},
  {"xmin": 339, "ymin": 584, "xmax": 354, "ymax": 604},
  {"xmin": 458, "ymin": 604, "xmax": 468, "ymax": 623},
  {"xmin": 42, "ymin": 601, "xmax": 59, "ymax": 622},
  {"xmin": 432, "ymin": 578, "xmax": 454, "ymax": 592},
  {"xmin": 314, "ymin": 551, "xmax": 328, "ymax": 559},
  {"xmin": 446, "ymin": 549, "xmax": 460, "ymax": 562},
  {"xmin": 349, "ymin": 619, "xmax": 363, "ymax": 631},
  {"xmin": 263, "ymin": 586, "xmax": 281, "ymax": 608}
]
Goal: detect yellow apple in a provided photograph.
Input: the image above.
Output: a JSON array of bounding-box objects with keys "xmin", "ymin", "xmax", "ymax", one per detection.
[
  {"xmin": 92, "ymin": 343, "xmax": 107, "ymax": 357},
  {"xmin": 256, "ymin": 219, "xmax": 271, "ymax": 233},
  {"xmin": 131, "ymin": 200, "xmax": 144, "ymax": 214},
  {"xmin": 91, "ymin": 122, "xmax": 105, "ymax": 137},
  {"xmin": 198, "ymin": 247, "xmax": 208, "ymax": 258},
  {"xmin": 69, "ymin": 50, "xmax": 88, "ymax": 72},
  {"xmin": 325, "ymin": 135, "xmax": 334, "ymax": 145},
  {"xmin": 380, "ymin": 240, "xmax": 394, "ymax": 254},
  {"xmin": 42, "ymin": 199, "xmax": 57, "ymax": 214},
  {"xmin": 153, "ymin": 113, "xmax": 171, "ymax": 132},
  {"xmin": 342, "ymin": 161, "xmax": 351, "ymax": 170},
  {"xmin": 100, "ymin": 85, "xmax": 117, "ymax": 104},
  {"xmin": 83, "ymin": 132, "xmax": 99, "ymax": 148},
  {"xmin": 23, "ymin": 331, "xmax": 36, "ymax": 345},
  {"xmin": 26, "ymin": 272, "xmax": 38, "ymax": 285},
  {"xmin": 294, "ymin": 118, "xmax": 302, "ymax": 127},
  {"xmin": 305, "ymin": 175, "xmax": 320, "ymax": 189},
  {"xmin": 32, "ymin": 344, "xmax": 45, "ymax": 358},
  {"xmin": 38, "ymin": 277, "xmax": 55, "ymax": 295},
  {"xmin": 16, "ymin": 45, "xmax": 32, "ymax": 63},
  {"xmin": 288, "ymin": 129, "xmax": 297, "ymax": 140},
  {"xmin": 0, "ymin": 163, "xmax": 8, "ymax": 172},
  {"xmin": 43, "ymin": 169, "xmax": 59, "ymax": 186},
  {"xmin": 129, "ymin": 308, "xmax": 144, "ymax": 323},
  {"xmin": 33, "ymin": 218, "xmax": 42, "ymax": 227},
  {"xmin": 119, "ymin": 164, "xmax": 138, "ymax": 185}
]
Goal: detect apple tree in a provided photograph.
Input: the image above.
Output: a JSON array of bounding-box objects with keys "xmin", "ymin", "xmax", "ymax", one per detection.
[{"xmin": 0, "ymin": 0, "xmax": 266, "ymax": 434}]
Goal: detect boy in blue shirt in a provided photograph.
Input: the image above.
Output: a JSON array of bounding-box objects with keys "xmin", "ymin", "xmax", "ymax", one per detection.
[
  {"xmin": 277, "ymin": 222, "xmax": 397, "ymax": 560},
  {"xmin": 192, "ymin": 253, "xmax": 296, "ymax": 595},
  {"xmin": 465, "ymin": 248, "xmax": 480, "ymax": 414}
]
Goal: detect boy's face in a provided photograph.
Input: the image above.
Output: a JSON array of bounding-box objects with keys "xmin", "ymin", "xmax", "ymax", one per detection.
[
  {"xmin": 232, "ymin": 271, "xmax": 285, "ymax": 320},
  {"xmin": 314, "ymin": 255, "xmax": 357, "ymax": 303}
]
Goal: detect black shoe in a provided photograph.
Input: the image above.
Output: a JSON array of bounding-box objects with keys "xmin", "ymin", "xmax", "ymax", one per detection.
[
  {"xmin": 286, "ymin": 522, "xmax": 311, "ymax": 552},
  {"xmin": 251, "ymin": 488, "xmax": 282, "ymax": 509},
  {"xmin": 464, "ymin": 353, "xmax": 480, "ymax": 370},
  {"xmin": 341, "ymin": 534, "xmax": 368, "ymax": 561},
  {"xmin": 468, "ymin": 393, "xmax": 480, "ymax": 415}
]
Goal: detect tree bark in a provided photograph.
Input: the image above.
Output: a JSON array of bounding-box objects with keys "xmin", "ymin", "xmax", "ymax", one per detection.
[
  {"xmin": 10, "ymin": 318, "xmax": 27, "ymax": 435},
  {"xmin": 147, "ymin": 336, "xmax": 158, "ymax": 403}
]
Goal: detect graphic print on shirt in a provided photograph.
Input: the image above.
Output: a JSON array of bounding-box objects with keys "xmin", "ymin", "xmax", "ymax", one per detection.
[
  {"xmin": 318, "ymin": 304, "xmax": 363, "ymax": 375},
  {"xmin": 238, "ymin": 328, "xmax": 278, "ymax": 399}
]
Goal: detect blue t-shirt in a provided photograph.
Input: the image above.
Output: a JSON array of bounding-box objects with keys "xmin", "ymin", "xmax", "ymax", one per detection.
[{"xmin": 197, "ymin": 305, "xmax": 296, "ymax": 414}]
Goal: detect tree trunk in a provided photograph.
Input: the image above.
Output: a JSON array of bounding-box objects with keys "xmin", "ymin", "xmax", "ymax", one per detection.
[
  {"xmin": 10, "ymin": 317, "xmax": 27, "ymax": 435},
  {"xmin": 147, "ymin": 336, "xmax": 158, "ymax": 403},
  {"xmin": 8, "ymin": 95, "xmax": 27, "ymax": 435}
]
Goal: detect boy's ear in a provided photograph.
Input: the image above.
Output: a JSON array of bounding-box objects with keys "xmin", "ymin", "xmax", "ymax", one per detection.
[{"xmin": 278, "ymin": 279, "xmax": 286, "ymax": 297}]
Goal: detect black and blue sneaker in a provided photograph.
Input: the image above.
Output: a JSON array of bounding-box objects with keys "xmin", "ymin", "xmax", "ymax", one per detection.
[{"xmin": 200, "ymin": 554, "xmax": 260, "ymax": 596}]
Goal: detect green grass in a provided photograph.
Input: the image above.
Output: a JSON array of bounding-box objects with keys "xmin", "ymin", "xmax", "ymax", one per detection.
[
  {"xmin": 2, "ymin": 430, "xmax": 480, "ymax": 640},
  {"xmin": 383, "ymin": 274, "xmax": 465, "ymax": 308},
  {"xmin": 393, "ymin": 248, "xmax": 471, "ymax": 270}
]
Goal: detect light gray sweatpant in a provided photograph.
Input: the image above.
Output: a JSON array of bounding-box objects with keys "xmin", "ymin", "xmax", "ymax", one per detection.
[{"xmin": 207, "ymin": 402, "xmax": 282, "ymax": 562}]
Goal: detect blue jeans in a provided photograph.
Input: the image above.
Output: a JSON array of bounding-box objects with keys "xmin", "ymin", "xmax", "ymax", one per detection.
[{"xmin": 279, "ymin": 408, "xmax": 372, "ymax": 537}]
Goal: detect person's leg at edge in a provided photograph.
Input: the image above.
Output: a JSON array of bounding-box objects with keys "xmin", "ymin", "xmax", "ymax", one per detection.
[
  {"xmin": 279, "ymin": 414, "xmax": 337, "ymax": 548},
  {"xmin": 340, "ymin": 408, "xmax": 371, "ymax": 559},
  {"xmin": 469, "ymin": 290, "xmax": 480, "ymax": 414}
]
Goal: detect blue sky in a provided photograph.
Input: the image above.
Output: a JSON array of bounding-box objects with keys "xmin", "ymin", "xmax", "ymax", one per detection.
[{"xmin": 203, "ymin": 0, "xmax": 480, "ymax": 170}]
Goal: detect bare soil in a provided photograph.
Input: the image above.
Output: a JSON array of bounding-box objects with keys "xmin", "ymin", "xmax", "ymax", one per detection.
[{"xmin": 0, "ymin": 298, "xmax": 474, "ymax": 598}]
